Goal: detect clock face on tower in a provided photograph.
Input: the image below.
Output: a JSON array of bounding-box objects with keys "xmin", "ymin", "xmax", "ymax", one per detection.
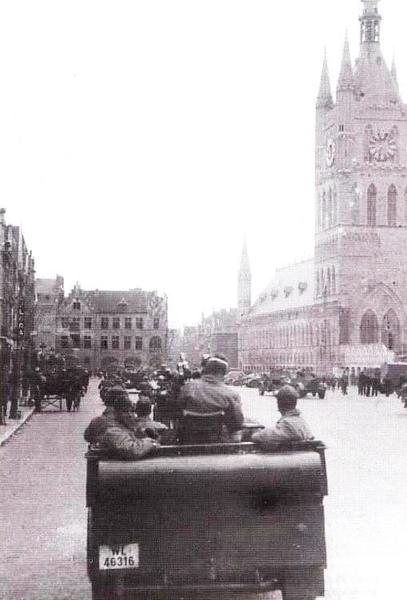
[
  {"xmin": 368, "ymin": 131, "xmax": 397, "ymax": 162},
  {"xmin": 326, "ymin": 138, "xmax": 336, "ymax": 167}
]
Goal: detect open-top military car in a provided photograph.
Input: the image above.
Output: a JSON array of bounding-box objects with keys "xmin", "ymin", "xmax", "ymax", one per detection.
[{"xmin": 86, "ymin": 428, "xmax": 328, "ymax": 600}]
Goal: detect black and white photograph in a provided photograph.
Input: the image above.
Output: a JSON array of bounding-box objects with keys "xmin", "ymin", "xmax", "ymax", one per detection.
[{"xmin": 1, "ymin": 1, "xmax": 407, "ymax": 599}]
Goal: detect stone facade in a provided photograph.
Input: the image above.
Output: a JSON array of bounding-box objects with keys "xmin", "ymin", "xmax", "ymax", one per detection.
[
  {"xmin": 35, "ymin": 282, "xmax": 168, "ymax": 371},
  {"xmin": 181, "ymin": 309, "xmax": 239, "ymax": 369},
  {"xmin": 34, "ymin": 276, "xmax": 64, "ymax": 351},
  {"xmin": 239, "ymin": 0, "xmax": 404, "ymax": 375},
  {"xmin": 0, "ymin": 209, "xmax": 36, "ymax": 419}
]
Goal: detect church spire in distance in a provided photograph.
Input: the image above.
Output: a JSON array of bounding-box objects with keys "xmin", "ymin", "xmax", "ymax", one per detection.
[
  {"xmin": 238, "ymin": 240, "xmax": 251, "ymax": 318},
  {"xmin": 316, "ymin": 51, "xmax": 333, "ymax": 109},
  {"xmin": 337, "ymin": 33, "xmax": 354, "ymax": 91}
]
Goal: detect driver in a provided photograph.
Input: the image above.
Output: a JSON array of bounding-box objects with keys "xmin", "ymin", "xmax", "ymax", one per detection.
[{"xmin": 177, "ymin": 354, "xmax": 244, "ymax": 439}]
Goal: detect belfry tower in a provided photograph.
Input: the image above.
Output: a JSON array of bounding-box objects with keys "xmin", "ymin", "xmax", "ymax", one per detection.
[
  {"xmin": 238, "ymin": 241, "xmax": 251, "ymax": 318},
  {"xmin": 315, "ymin": 0, "xmax": 407, "ymax": 355}
]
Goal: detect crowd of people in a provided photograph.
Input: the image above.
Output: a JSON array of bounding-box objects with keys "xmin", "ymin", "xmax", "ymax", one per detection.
[{"xmin": 85, "ymin": 354, "xmax": 315, "ymax": 460}]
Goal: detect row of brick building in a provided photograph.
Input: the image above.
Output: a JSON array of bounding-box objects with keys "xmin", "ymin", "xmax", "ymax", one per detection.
[{"xmin": 0, "ymin": 209, "xmax": 36, "ymax": 421}]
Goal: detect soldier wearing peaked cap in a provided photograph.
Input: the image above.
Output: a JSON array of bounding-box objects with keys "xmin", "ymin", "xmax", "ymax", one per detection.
[{"xmin": 177, "ymin": 354, "xmax": 244, "ymax": 438}]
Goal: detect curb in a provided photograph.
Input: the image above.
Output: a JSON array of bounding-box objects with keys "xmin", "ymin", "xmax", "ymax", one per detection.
[{"xmin": 0, "ymin": 407, "xmax": 36, "ymax": 447}]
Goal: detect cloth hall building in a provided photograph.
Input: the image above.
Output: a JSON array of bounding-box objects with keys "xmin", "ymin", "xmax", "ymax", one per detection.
[{"xmin": 238, "ymin": 0, "xmax": 407, "ymax": 376}]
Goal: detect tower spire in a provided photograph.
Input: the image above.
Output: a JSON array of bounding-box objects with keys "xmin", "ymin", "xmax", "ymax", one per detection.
[
  {"xmin": 337, "ymin": 33, "xmax": 354, "ymax": 91},
  {"xmin": 391, "ymin": 55, "xmax": 399, "ymax": 94},
  {"xmin": 360, "ymin": 0, "xmax": 382, "ymax": 45},
  {"xmin": 238, "ymin": 240, "xmax": 251, "ymax": 318},
  {"xmin": 316, "ymin": 51, "xmax": 333, "ymax": 109}
]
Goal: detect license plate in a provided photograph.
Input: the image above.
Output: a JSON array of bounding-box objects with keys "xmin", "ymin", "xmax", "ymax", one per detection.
[{"xmin": 99, "ymin": 543, "xmax": 139, "ymax": 570}]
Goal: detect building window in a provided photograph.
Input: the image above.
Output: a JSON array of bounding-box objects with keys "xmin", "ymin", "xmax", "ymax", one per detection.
[
  {"xmin": 101, "ymin": 336, "xmax": 108, "ymax": 350},
  {"xmin": 112, "ymin": 336, "xmax": 120, "ymax": 349},
  {"xmin": 135, "ymin": 336, "xmax": 143, "ymax": 350},
  {"xmin": 328, "ymin": 188, "xmax": 333, "ymax": 228},
  {"xmin": 360, "ymin": 310, "xmax": 379, "ymax": 344},
  {"xmin": 382, "ymin": 309, "xmax": 400, "ymax": 351},
  {"xmin": 73, "ymin": 300, "xmax": 81, "ymax": 310},
  {"xmin": 153, "ymin": 317, "xmax": 160, "ymax": 329},
  {"xmin": 101, "ymin": 317, "xmax": 109, "ymax": 330},
  {"xmin": 61, "ymin": 336, "xmax": 69, "ymax": 348},
  {"xmin": 124, "ymin": 336, "xmax": 131, "ymax": 350},
  {"xmin": 136, "ymin": 317, "xmax": 143, "ymax": 330},
  {"xmin": 113, "ymin": 317, "xmax": 120, "ymax": 329},
  {"xmin": 387, "ymin": 185, "xmax": 397, "ymax": 226},
  {"xmin": 71, "ymin": 334, "xmax": 80, "ymax": 348},
  {"xmin": 84, "ymin": 336, "xmax": 92, "ymax": 349},
  {"xmin": 61, "ymin": 317, "xmax": 69, "ymax": 329},
  {"xmin": 367, "ymin": 184, "xmax": 377, "ymax": 226},
  {"xmin": 322, "ymin": 191, "xmax": 327, "ymax": 229},
  {"xmin": 84, "ymin": 317, "xmax": 92, "ymax": 329},
  {"xmin": 71, "ymin": 316, "xmax": 80, "ymax": 331},
  {"xmin": 332, "ymin": 188, "xmax": 337, "ymax": 226},
  {"xmin": 149, "ymin": 336, "xmax": 162, "ymax": 351},
  {"xmin": 125, "ymin": 317, "xmax": 132, "ymax": 329}
]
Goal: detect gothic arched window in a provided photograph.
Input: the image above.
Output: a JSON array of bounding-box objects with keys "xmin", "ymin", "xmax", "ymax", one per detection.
[
  {"xmin": 328, "ymin": 188, "xmax": 333, "ymax": 228},
  {"xmin": 367, "ymin": 184, "xmax": 377, "ymax": 226},
  {"xmin": 332, "ymin": 266, "xmax": 336, "ymax": 295},
  {"xmin": 327, "ymin": 268, "xmax": 331, "ymax": 296},
  {"xmin": 382, "ymin": 309, "xmax": 400, "ymax": 351},
  {"xmin": 360, "ymin": 310, "xmax": 379, "ymax": 344},
  {"xmin": 388, "ymin": 185, "xmax": 397, "ymax": 226},
  {"xmin": 332, "ymin": 187, "xmax": 337, "ymax": 226},
  {"xmin": 322, "ymin": 191, "xmax": 327, "ymax": 230},
  {"xmin": 316, "ymin": 271, "xmax": 320, "ymax": 297}
]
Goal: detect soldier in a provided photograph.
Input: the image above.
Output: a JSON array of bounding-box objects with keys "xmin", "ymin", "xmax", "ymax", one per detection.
[
  {"xmin": 251, "ymin": 385, "xmax": 314, "ymax": 446},
  {"xmin": 133, "ymin": 398, "xmax": 168, "ymax": 438},
  {"xmin": 177, "ymin": 354, "xmax": 244, "ymax": 439},
  {"xmin": 84, "ymin": 386, "xmax": 158, "ymax": 459}
]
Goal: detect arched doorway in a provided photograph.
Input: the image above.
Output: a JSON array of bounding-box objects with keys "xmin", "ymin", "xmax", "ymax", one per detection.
[
  {"xmin": 360, "ymin": 310, "xmax": 379, "ymax": 344},
  {"xmin": 382, "ymin": 309, "xmax": 400, "ymax": 351}
]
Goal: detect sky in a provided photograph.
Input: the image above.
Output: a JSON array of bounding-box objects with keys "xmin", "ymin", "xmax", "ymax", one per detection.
[{"xmin": 1, "ymin": 0, "xmax": 406, "ymax": 329}]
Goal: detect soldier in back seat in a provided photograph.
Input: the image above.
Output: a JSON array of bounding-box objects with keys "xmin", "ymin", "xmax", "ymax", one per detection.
[
  {"xmin": 84, "ymin": 387, "xmax": 159, "ymax": 459},
  {"xmin": 252, "ymin": 384, "xmax": 314, "ymax": 446}
]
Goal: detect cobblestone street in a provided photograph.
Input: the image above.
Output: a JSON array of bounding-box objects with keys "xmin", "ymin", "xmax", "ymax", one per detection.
[{"xmin": 1, "ymin": 380, "xmax": 407, "ymax": 599}]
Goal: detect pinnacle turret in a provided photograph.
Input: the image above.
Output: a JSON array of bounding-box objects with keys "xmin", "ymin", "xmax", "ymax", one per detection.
[
  {"xmin": 391, "ymin": 56, "xmax": 400, "ymax": 94},
  {"xmin": 337, "ymin": 34, "xmax": 354, "ymax": 91},
  {"xmin": 239, "ymin": 240, "xmax": 250, "ymax": 274},
  {"xmin": 316, "ymin": 52, "xmax": 333, "ymax": 109},
  {"xmin": 238, "ymin": 241, "xmax": 251, "ymax": 318}
]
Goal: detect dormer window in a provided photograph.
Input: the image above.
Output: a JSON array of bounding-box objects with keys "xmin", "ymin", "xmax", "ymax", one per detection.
[
  {"xmin": 118, "ymin": 298, "xmax": 128, "ymax": 311},
  {"xmin": 284, "ymin": 286, "xmax": 293, "ymax": 297},
  {"xmin": 73, "ymin": 299, "xmax": 81, "ymax": 310},
  {"xmin": 298, "ymin": 282, "xmax": 308, "ymax": 294}
]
